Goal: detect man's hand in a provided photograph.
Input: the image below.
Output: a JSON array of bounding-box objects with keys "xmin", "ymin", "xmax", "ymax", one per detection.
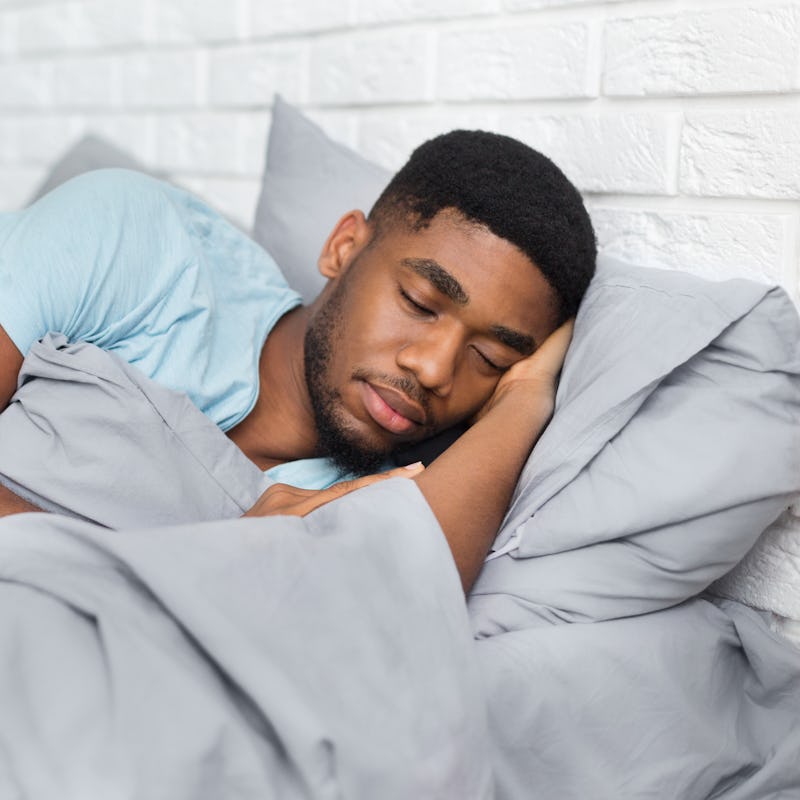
[
  {"xmin": 475, "ymin": 319, "xmax": 575, "ymax": 424},
  {"xmin": 0, "ymin": 483, "xmax": 41, "ymax": 518},
  {"xmin": 243, "ymin": 462, "xmax": 425, "ymax": 518},
  {"xmin": 416, "ymin": 319, "xmax": 575, "ymax": 592},
  {"xmin": 0, "ymin": 323, "xmax": 23, "ymax": 412}
]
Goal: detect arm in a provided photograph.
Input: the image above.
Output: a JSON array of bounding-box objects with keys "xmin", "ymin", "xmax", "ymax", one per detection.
[
  {"xmin": 0, "ymin": 483, "xmax": 41, "ymax": 516},
  {"xmin": 0, "ymin": 323, "xmax": 22, "ymax": 411},
  {"xmin": 413, "ymin": 321, "xmax": 572, "ymax": 592},
  {"xmin": 246, "ymin": 322, "xmax": 572, "ymax": 593},
  {"xmin": 0, "ymin": 324, "xmax": 42, "ymax": 516}
]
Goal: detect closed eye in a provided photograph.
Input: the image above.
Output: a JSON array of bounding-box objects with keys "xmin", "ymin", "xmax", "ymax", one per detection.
[
  {"xmin": 400, "ymin": 288, "xmax": 434, "ymax": 316},
  {"xmin": 474, "ymin": 347, "xmax": 509, "ymax": 373}
]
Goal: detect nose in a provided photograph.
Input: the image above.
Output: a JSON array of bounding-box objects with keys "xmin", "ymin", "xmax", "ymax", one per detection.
[{"xmin": 396, "ymin": 326, "xmax": 461, "ymax": 397}]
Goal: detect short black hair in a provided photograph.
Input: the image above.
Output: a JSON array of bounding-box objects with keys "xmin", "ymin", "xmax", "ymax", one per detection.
[{"xmin": 368, "ymin": 130, "xmax": 596, "ymax": 321}]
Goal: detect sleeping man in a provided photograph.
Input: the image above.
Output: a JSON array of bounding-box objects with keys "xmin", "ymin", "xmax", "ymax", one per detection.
[{"xmin": 0, "ymin": 130, "xmax": 596, "ymax": 591}]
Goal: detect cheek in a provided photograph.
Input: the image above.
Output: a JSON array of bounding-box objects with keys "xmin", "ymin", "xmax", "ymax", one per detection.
[
  {"xmin": 334, "ymin": 286, "xmax": 407, "ymax": 370},
  {"xmin": 443, "ymin": 369, "xmax": 499, "ymax": 422}
]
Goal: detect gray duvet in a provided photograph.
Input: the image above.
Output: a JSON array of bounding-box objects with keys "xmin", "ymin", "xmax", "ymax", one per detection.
[{"xmin": 0, "ymin": 257, "xmax": 799, "ymax": 798}]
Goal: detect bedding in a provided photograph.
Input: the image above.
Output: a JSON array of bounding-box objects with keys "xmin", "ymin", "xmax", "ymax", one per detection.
[
  {"xmin": 0, "ymin": 481, "xmax": 491, "ymax": 799},
  {"xmin": 3, "ymin": 96, "xmax": 800, "ymax": 797},
  {"xmin": 473, "ymin": 255, "xmax": 800, "ymax": 629},
  {"xmin": 252, "ymin": 96, "xmax": 391, "ymax": 304},
  {"xmin": 0, "ymin": 257, "xmax": 798, "ymax": 797}
]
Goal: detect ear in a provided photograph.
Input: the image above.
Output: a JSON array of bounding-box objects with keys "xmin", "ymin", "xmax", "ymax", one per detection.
[{"xmin": 318, "ymin": 210, "xmax": 372, "ymax": 280}]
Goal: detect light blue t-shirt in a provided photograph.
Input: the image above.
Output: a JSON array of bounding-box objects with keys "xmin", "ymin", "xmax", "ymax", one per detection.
[{"xmin": 0, "ymin": 168, "xmax": 302, "ymax": 433}]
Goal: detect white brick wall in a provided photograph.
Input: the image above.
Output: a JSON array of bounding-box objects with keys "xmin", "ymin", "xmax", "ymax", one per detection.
[
  {"xmin": 0, "ymin": 0, "xmax": 798, "ymax": 542},
  {"xmin": 1, "ymin": 0, "xmax": 797, "ymax": 304}
]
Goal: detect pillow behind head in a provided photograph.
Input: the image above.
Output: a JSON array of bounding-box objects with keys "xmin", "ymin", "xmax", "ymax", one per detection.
[
  {"xmin": 469, "ymin": 258, "xmax": 800, "ymax": 633},
  {"xmin": 252, "ymin": 96, "xmax": 391, "ymax": 304}
]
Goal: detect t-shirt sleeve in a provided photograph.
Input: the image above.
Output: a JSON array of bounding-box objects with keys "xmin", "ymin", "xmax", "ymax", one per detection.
[{"xmin": 0, "ymin": 169, "xmax": 182, "ymax": 357}]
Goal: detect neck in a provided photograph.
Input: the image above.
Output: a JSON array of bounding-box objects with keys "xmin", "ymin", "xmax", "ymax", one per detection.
[{"xmin": 226, "ymin": 305, "xmax": 318, "ymax": 470}]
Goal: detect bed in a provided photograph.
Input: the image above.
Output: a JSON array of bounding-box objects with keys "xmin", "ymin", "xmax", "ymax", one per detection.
[{"xmin": 0, "ymin": 97, "xmax": 798, "ymax": 799}]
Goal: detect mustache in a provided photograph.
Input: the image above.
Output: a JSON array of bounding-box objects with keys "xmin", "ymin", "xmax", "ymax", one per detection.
[{"xmin": 351, "ymin": 368, "xmax": 436, "ymax": 430}]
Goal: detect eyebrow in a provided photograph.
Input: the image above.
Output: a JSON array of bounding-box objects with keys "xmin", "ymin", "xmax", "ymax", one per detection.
[
  {"xmin": 401, "ymin": 258, "xmax": 469, "ymax": 306},
  {"xmin": 490, "ymin": 325, "xmax": 536, "ymax": 356},
  {"xmin": 401, "ymin": 256, "xmax": 537, "ymax": 355}
]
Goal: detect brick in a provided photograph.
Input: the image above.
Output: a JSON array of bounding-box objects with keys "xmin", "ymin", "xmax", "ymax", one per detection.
[
  {"xmin": 303, "ymin": 109, "xmax": 361, "ymax": 151},
  {"xmin": 310, "ymin": 31, "xmax": 433, "ymax": 105},
  {"xmin": 69, "ymin": 0, "xmax": 147, "ymax": 50},
  {"xmin": 604, "ymin": 6, "xmax": 800, "ymax": 96},
  {"xmin": 0, "ymin": 9, "xmax": 17, "ymax": 57},
  {"xmin": 208, "ymin": 43, "xmax": 307, "ymax": 107},
  {"xmin": 588, "ymin": 204, "xmax": 790, "ymax": 285},
  {"xmin": 358, "ymin": 0, "xmax": 499, "ymax": 25},
  {"xmin": 238, "ymin": 112, "xmax": 272, "ymax": 175},
  {"xmin": 153, "ymin": 0, "xmax": 245, "ymax": 45},
  {"xmin": 506, "ymin": 0, "xmax": 623, "ymax": 7},
  {"xmin": 53, "ymin": 54, "xmax": 120, "ymax": 108},
  {"xmin": 498, "ymin": 112, "xmax": 679, "ymax": 195},
  {"xmin": 173, "ymin": 175, "xmax": 261, "ymax": 231},
  {"xmin": 0, "ymin": 165, "xmax": 46, "ymax": 211},
  {"xmin": 681, "ymin": 111, "xmax": 800, "ymax": 200},
  {"xmin": 357, "ymin": 108, "xmax": 498, "ymax": 171},
  {"xmin": 0, "ymin": 61, "xmax": 53, "ymax": 108},
  {"xmin": 5, "ymin": 114, "xmax": 84, "ymax": 162},
  {"xmin": 15, "ymin": 0, "xmax": 146, "ymax": 53},
  {"xmin": 14, "ymin": 2, "xmax": 71, "ymax": 53},
  {"xmin": 0, "ymin": 119, "xmax": 15, "ymax": 162},
  {"xmin": 438, "ymin": 23, "xmax": 592, "ymax": 100},
  {"xmin": 121, "ymin": 51, "xmax": 200, "ymax": 109},
  {"xmin": 75, "ymin": 113, "xmax": 155, "ymax": 163},
  {"xmin": 251, "ymin": 0, "xmax": 351, "ymax": 36},
  {"xmin": 153, "ymin": 112, "xmax": 251, "ymax": 174}
]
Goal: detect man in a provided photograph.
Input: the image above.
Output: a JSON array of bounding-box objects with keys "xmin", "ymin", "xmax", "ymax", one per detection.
[{"xmin": 0, "ymin": 130, "xmax": 596, "ymax": 590}]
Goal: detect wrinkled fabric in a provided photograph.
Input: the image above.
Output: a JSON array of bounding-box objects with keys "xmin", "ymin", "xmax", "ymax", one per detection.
[
  {"xmin": 0, "ymin": 259, "xmax": 799, "ymax": 798},
  {"xmin": 471, "ymin": 256, "xmax": 800, "ymax": 631},
  {"xmin": 0, "ymin": 481, "xmax": 491, "ymax": 800}
]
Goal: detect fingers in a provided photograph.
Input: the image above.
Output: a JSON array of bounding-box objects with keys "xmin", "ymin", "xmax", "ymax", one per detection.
[
  {"xmin": 505, "ymin": 318, "xmax": 574, "ymax": 384},
  {"xmin": 300, "ymin": 461, "xmax": 426, "ymax": 514},
  {"xmin": 244, "ymin": 462, "xmax": 425, "ymax": 518},
  {"xmin": 336, "ymin": 461, "xmax": 425, "ymax": 493},
  {"xmin": 533, "ymin": 318, "xmax": 575, "ymax": 373}
]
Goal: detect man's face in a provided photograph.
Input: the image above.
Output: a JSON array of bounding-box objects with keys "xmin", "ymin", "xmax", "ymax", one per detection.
[{"xmin": 304, "ymin": 209, "xmax": 561, "ymax": 475}]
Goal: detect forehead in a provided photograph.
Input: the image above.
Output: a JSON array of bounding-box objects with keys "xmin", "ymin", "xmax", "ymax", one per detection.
[{"xmin": 370, "ymin": 209, "xmax": 560, "ymax": 345}]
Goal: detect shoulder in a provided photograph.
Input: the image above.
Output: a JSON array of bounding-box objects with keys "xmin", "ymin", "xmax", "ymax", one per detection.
[
  {"xmin": 20, "ymin": 168, "xmax": 182, "ymax": 243},
  {"xmin": 36, "ymin": 167, "xmax": 169, "ymax": 204}
]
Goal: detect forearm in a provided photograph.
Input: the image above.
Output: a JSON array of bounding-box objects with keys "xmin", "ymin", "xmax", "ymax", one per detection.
[
  {"xmin": 414, "ymin": 392, "xmax": 551, "ymax": 593},
  {"xmin": 0, "ymin": 482, "xmax": 42, "ymax": 517}
]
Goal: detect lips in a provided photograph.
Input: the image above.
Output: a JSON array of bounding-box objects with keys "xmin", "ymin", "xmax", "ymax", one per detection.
[{"xmin": 357, "ymin": 381, "xmax": 426, "ymax": 435}]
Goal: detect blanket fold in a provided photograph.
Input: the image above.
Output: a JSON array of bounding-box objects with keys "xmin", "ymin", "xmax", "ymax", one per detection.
[
  {"xmin": 0, "ymin": 480, "xmax": 491, "ymax": 800},
  {"xmin": 1, "ymin": 258, "xmax": 799, "ymax": 798},
  {"xmin": 472, "ymin": 257, "xmax": 800, "ymax": 630}
]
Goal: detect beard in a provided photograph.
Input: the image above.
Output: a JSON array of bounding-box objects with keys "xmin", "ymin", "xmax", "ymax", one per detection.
[{"xmin": 303, "ymin": 278, "xmax": 393, "ymax": 477}]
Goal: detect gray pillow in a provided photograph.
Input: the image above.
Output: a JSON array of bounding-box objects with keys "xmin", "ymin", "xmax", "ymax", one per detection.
[
  {"xmin": 469, "ymin": 256, "xmax": 800, "ymax": 632},
  {"xmin": 27, "ymin": 135, "xmax": 161, "ymax": 205},
  {"xmin": 252, "ymin": 96, "xmax": 391, "ymax": 304}
]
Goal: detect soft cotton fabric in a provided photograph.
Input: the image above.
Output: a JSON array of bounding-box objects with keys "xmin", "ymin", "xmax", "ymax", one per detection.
[
  {"xmin": 0, "ymin": 481, "xmax": 492, "ymax": 800},
  {"xmin": 471, "ymin": 256, "xmax": 800, "ymax": 632},
  {"xmin": 252, "ymin": 96, "xmax": 391, "ymax": 305},
  {"xmin": 0, "ymin": 168, "xmax": 302, "ymax": 431},
  {"xmin": 0, "ymin": 297, "xmax": 799, "ymax": 797}
]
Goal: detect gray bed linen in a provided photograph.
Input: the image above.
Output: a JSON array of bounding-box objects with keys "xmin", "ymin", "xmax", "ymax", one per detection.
[
  {"xmin": 0, "ymin": 480, "xmax": 491, "ymax": 799},
  {"xmin": 470, "ymin": 256, "xmax": 800, "ymax": 632},
  {"xmin": 0, "ymin": 333, "xmax": 270, "ymax": 527},
  {"xmin": 478, "ymin": 596, "xmax": 800, "ymax": 800},
  {"xmin": 1, "ymin": 260, "xmax": 799, "ymax": 797}
]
